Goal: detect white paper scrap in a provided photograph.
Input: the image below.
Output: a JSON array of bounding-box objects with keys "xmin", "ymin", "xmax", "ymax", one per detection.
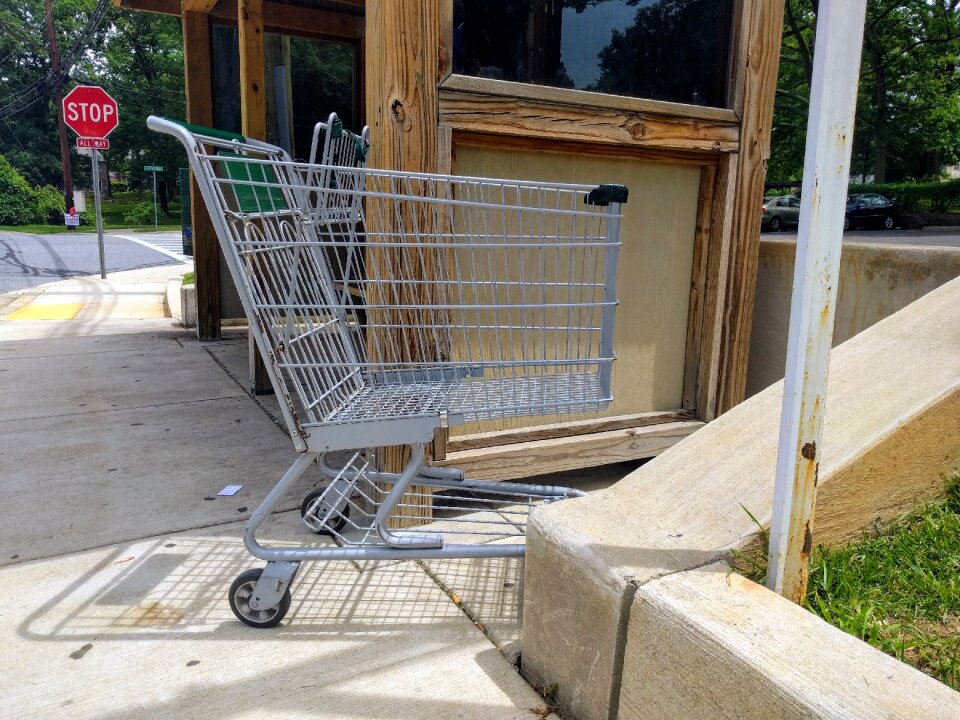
[{"xmin": 218, "ymin": 484, "xmax": 243, "ymax": 497}]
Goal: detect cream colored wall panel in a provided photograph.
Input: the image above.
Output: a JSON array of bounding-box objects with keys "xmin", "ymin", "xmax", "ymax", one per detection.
[{"xmin": 451, "ymin": 144, "xmax": 700, "ymax": 436}]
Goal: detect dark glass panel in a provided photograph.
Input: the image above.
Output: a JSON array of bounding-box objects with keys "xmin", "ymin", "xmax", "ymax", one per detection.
[{"xmin": 453, "ymin": 0, "xmax": 734, "ymax": 108}]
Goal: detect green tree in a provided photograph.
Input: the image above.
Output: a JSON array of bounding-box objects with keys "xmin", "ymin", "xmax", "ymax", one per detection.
[
  {"xmin": 0, "ymin": 0, "xmax": 106, "ymax": 187},
  {"xmin": 0, "ymin": 0, "xmax": 185, "ymax": 200},
  {"xmin": 92, "ymin": 10, "xmax": 186, "ymax": 199},
  {"xmin": 771, "ymin": 0, "xmax": 960, "ymax": 183}
]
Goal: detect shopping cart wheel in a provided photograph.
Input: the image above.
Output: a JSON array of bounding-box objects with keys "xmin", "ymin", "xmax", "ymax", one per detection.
[
  {"xmin": 228, "ymin": 569, "xmax": 291, "ymax": 628},
  {"xmin": 300, "ymin": 489, "xmax": 349, "ymax": 535}
]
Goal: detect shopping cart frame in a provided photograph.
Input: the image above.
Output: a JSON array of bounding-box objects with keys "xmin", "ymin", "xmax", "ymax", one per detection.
[{"xmin": 149, "ymin": 115, "xmax": 626, "ymax": 627}]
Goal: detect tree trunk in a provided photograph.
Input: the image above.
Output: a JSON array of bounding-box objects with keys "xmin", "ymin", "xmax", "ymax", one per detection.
[{"xmin": 868, "ymin": 42, "xmax": 888, "ymax": 184}]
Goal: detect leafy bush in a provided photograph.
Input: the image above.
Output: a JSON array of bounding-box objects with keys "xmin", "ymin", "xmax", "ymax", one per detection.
[
  {"xmin": 122, "ymin": 201, "xmax": 156, "ymax": 225},
  {"xmin": 78, "ymin": 208, "xmax": 96, "ymax": 226},
  {"xmin": 0, "ymin": 154, "xmax": 38, "ymax": 225},
  {"xmin": 110, "ymin": 180, "xmax": 128, "ymax": 193},
  {"xmin": 849, "ymin": 178, "xmax": 960, "ymax": 214},
  {"xmin": 33, "ymin": 185, "xmax": 66, "ymax": 224}
]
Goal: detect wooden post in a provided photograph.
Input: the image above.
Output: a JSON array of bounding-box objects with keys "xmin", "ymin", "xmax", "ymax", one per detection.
[
  {"xmin": 182, "ymin": 9, "xmax": 221, "ymax": 341},
  {"xmin": 711, "ymin": 0, "xmax": 786, "ymax": 416},
  {"xmin": 367, "ymin": 0, "xmax": 445, "ymax": 522},
  {"xmin": 237, "ymin": 0, "xmax": 272, "ymax": 394},
  {"xmin": 44, "ymin": 0, "xmax": 73, "ymax": 212}
]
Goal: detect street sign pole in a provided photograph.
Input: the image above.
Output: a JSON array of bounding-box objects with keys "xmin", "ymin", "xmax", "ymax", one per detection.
[
  {"xmin": 62, "ymin": 86, "xmax": 118, "ymax": 281},
  {"xmin": 91, "ymin": 150, "xmax": 106, "ymax": 279},
  {"xmin": 152, "ymin": 169, "xmax": 158, "ymax": 228}
]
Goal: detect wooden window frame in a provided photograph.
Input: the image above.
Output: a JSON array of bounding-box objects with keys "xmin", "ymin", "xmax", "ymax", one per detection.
[
  {"xmin": 367, "ymin": 0, "xmax": 784, "ymax": 476},
  {"xmin": 427, "ymin": 0, "xmax": 741, "ymax": 465}
]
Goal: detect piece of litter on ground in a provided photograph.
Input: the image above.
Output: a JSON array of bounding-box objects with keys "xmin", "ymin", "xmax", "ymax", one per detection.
[{"xmin": 217, "ymin": 484, "xmax": 243, "ymax": 496}]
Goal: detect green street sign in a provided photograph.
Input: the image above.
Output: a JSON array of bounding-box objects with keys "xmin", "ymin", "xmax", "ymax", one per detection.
[{"xmin": 144, "ymin": 165, "xmax": 164, "ymax": 172}]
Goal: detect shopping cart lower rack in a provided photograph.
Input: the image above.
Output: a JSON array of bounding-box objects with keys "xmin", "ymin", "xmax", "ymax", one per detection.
[{"xmin": 149, "ymin": 115, "xmax": 627, "ymax": 628}]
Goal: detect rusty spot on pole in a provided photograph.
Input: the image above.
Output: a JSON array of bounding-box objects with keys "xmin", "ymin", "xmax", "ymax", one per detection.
[
  {"xmin": 801, "ymin": 441, "xmax": 817, "ymax": 460},
  {"xmin": 802, "ymin": 523, "xmax": 813, "ymax": 555}
]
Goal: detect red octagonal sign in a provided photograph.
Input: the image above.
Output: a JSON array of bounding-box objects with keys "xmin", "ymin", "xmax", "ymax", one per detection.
[{"xmin": 62, "ymin": 86, "xmax": 119, "ymax": 139}]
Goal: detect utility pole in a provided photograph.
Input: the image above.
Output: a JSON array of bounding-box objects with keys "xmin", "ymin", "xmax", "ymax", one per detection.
[{"xmin": 44, "ymin": 0, "xmax": 74, "ymax": 211}]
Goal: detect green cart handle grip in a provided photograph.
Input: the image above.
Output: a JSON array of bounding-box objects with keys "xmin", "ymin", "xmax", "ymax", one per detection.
[{"xmin": 167, "ymin": 118, "xmax": 246, "ymax": 144}]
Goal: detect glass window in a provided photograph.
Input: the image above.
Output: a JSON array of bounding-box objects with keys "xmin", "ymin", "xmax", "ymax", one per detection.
[
  {"xmin": 212, "ymin": 26, "xmax": 356, "ymax": 160},
  {"xmin": 453, "ymin": 0, "xmax": 735, "ymax": 108}
]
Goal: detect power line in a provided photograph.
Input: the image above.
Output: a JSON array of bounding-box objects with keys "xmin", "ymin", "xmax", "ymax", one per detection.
[{"xmin": 0, "ymin": 0, "xmax": 112, "ymax": 121}]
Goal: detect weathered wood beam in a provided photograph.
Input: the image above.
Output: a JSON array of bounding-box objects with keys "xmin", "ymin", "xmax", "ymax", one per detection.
[
  {"xmin": 181, "ymin": 0, "xmax": 216, "ymax": 13},
  {"xmin": 682, "ymin": 164, "xmax": 716, "ymax": 411},
  {"xmin": 446, "ymin": 410, "xmax": 697, "ymax": 454},
  {"xmin": 452, "ymin": 130, "xmax": 715, "ymax": 167},
  {"xmin": 213, "ymin": 2, "xmax": 364, "ymax": 40},
  {"xmin": 366, "ymin": 0, "xmax": 445, "ymax": 516},
  {"xmin": 237, "ymin": 0, "xmax": 271, "ymax": 394},
  {"xmin": 117, "ymin": 0, "xmax": 364, "ymax": 41},
  {"xmin": 697, "ymin": 153, "xmax": 736, "ymax": 420},
  {"xmin": 711, "ymin": 0, "xmax": 787, "ymax": 415},
  {"xmin": 436, "ymin": 421, "xmax": 705, "ymax": 482},
  {"xmin": 440, "ymin": 77, "xmax": 740, "ymax": 155},
  {"xmin": 181, "ymin": 10, "xmax": 221, "ymax": 340},
  {"xmin": 238, "ymin": 0, "xmax": 266, "ymax": 139}
]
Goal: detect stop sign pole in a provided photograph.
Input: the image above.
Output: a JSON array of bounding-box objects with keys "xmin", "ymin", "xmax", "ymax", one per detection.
[{"xmin": 62, "ymin": 86, "xmax": 119, "ymax": 279}]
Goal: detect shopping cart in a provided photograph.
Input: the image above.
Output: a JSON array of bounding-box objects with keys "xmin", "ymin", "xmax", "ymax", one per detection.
[
  {"xmin": 304, "ymin": 112, "xmax": 370, "ymax": 228},
  {"xmin": 149, "ymin": 115, "xmax": 627, "ymax": 627}
]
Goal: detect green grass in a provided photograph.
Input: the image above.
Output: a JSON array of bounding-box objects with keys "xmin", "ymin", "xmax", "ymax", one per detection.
[
  {"xmin": 0, "ymin": 191, "xmax": 181, "ymax": 233},
  {"xmin": 736, "ymin": 478, "xmax": 960, "ymax": 690},
  {"xmin": 182, "ymin": 271, "xmax": 195, "ymax": 285}
]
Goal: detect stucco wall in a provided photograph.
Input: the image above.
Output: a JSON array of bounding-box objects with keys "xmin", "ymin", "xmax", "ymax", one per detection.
[
  {"xmin": 453, "ymin": 144, "xmax": 700, "ymax": 434},
  {"xmin": 747, "ymin": 239, "xmax": 960, "ymax": 396}
]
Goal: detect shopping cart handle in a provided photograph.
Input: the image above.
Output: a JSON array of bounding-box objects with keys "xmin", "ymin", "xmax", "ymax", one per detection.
[
  {"xmin": 586, "ymin": 184, "xmax": 629, "ymax": 206},
  {"xmin": 148, "ymin": 116, "xmax": 246, "ymax": 144}
]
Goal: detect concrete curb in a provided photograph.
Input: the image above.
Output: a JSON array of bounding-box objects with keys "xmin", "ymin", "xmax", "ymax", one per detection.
[
  {"xmin": 0, "ymin": 283, "xmax": 56, "ymax": 318},
  {"xmin": 165, "ymin": 277, "xmax": 182, "ymax": 322},
  {"xmin": 521, "ymin": 276, "xmax": 960, "ymax": 720},
  {"xmin": 619, "ymin": 564, "xmax": 960, "ymax": 720}
]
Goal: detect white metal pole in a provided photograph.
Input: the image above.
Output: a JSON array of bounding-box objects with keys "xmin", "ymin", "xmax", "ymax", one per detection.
[
  {"xmin": 767, "ymin": 0, "xmax": 868, "ymax": 603},
  {"xmin": 91, "ymin": 151, "xmax": 107, "ymax": 279},
  {"xmin": 152, "ymin": 170, "xmax": 158, "ymax": 228}
]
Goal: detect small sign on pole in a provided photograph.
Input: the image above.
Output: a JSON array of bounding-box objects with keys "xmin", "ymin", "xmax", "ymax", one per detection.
[
  {"xmin": 62, "ymin": 85, "xmax": 119, "ymax": 280},
  {"xmin": 64, "ymin": 213, "xmax": 80, "ymax": 227},
  {"xmin": 144, "ymin": 165, "xmax": 164, "ymax": 228},
  {"xmin": 76, "ymin": 138, "xmax": 109, "ymax": 150}
]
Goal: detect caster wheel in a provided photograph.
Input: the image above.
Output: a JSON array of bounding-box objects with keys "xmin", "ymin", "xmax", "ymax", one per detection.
[
  {"xmin": 228, "ymin": 568, "xmax": 291, "ymax": 628},
  {"xmin": 300, "ymin": 489, "xmax": 349, "ymax": 535}
]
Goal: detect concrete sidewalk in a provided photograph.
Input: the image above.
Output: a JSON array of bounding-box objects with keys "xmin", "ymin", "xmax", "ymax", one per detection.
[{"xmin": 0, "ymin": 265, "xmax": 564, "ymax": 718}]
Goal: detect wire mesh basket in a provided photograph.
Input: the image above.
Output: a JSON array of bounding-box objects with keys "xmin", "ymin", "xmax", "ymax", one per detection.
[{"xmin": 149, "ymin": 115, "xmax": 627, "ymax": 628}]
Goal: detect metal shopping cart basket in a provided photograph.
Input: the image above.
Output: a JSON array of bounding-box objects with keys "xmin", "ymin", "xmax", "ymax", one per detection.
[
  {"xmin": 304, "ymin": 112, "xmax": 370, "ymax": 228},
  {"xmin": 149, "ymin": 115, "xmax": 627, "ymax": 627}
]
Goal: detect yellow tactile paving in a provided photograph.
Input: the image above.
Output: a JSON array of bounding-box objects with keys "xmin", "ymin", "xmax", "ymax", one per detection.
[{"xmin": 5, "ymin": 303, "xmax": 83, "ymax": 321}]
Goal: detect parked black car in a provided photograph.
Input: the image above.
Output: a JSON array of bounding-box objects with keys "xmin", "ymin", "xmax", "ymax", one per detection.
[{"xmin": 845, "ymin": 194, "xmax": 899, "ymax": 231}]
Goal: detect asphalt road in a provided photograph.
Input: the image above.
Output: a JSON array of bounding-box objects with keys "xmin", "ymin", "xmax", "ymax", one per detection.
[
  {"xmin": 0, "ymin": 230, "xmax": 187, "ymax": 294},
  {"xmin": 771, "ymin": 226, "xmax": 960, "ymax": 248}
]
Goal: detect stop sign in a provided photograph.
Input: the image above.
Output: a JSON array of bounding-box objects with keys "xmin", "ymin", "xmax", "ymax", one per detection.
[{"xmin": 62, "ymin": 86, "xmax": 119, "ymax": 139}]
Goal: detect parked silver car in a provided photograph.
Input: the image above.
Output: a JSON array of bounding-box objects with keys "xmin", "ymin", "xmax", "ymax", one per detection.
[{"xmin": 761, "ymin": 195, "xmax": 801, "ymax": 232}]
